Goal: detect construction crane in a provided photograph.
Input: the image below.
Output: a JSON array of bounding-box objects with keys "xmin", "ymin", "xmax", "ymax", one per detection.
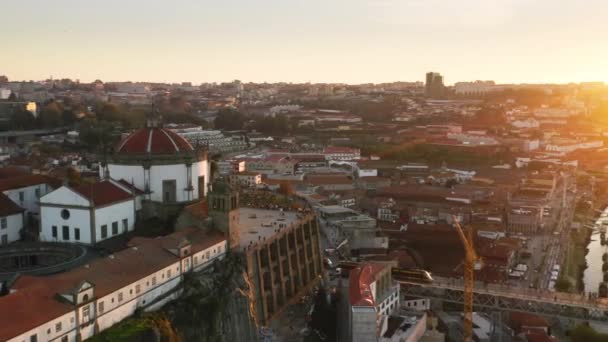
[{"xmin": 452, "ymin": 215, "xmax": 482, "ymax": 342}]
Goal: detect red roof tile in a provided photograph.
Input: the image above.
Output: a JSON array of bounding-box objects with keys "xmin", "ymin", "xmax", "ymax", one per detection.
[
  {"xmin": 0, "ymin": 174, "xmax": 57, "ymax": 192},
  {"xmin": 116, "ymin": 128, "xmax": 193, "ymax": 154},
  {"xmin": 0, "ymin": 193, "xmax": 23, "ymax": 216},
  {"xmin": 72, "ymin": 181, "xmax": 133, "ymax": 207},
  {"xmin": 0, "ymin": 166, "xmax": 29, "ymax": 179},
  {"xmin": 349, "ymin": 263, "xmax": 386, "ymax": 307},
  {"xmin": 0, "ymin": 228, "xmax": 226, "ymax": 340}
]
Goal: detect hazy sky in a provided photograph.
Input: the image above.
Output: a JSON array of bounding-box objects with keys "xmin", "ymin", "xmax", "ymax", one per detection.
[{"xmin": 2, "ymin": 0, "xmax": 607, "ymax": 84}]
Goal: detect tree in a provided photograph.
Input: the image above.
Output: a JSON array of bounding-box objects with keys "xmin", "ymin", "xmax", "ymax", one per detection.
[
  {"xmin": 555, "ymin": 277, "xmax": 571, "ymax": 292},
  {"xmin": 9, "ymin": 108, "xmax": 36, "ymax": 130},
  {"xmin": 67, "ymin": 167, "xmax": 82, "ymax": 187},
  {"xmin": 254, "ymin": 115, "xmax": 290, "ymax": 135},
  {"xmin": 78, "ymin": 119, "xmax": 119, "ymax": 153},
  {"xmin": 96, "ymin": 102, "xmax": 122, "ymax": 122},
  {"xmin": 214, "ymin": 108, "xmax": 245, "ymax": 130},
  {"xmin": 278, "ymin": 181, "xmax": 294, "ymax": 196},
  {"xmin": 38, "ymin": 101, "xmax": 64, "ymax": 128},
  {"xmin": 570, "ymin": 322, "xmax": 608, "ymax": 342}
]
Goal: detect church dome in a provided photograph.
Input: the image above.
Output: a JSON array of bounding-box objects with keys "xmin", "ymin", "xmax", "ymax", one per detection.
[{"xmin": 115, "ymin": 128, "xmax": 193, "ymax": 155}]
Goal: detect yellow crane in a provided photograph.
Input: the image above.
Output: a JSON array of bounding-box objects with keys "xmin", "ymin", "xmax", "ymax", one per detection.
[{"xmin": 452, "ymin": 215, "xmax": 482, "ymax": 342}]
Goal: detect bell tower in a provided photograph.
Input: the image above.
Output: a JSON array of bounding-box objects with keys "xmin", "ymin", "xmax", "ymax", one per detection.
[{"xmin": 208, "ymin": 180, "xmax": 240, "ymax": 250}]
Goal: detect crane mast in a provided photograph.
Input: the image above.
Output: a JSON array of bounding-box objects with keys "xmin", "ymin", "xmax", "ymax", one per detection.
[{"xmin": 452, "ymin": 215, "xmax": 480, "ymax": 342}]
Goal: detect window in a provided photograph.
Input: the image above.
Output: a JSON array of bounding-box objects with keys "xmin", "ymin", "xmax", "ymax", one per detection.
[
  {"xmin": 62, "ymin": 226, "xmax": 69, "ymax": 240},
  {"xmin": 122, "ymin": 218, "xmax": 128, "ymax": 232},
  {"xmin": 0, "ymin": 217, "xmax": 6, "ymax": 229},
  {"xmin": 61, "ymin": 209, "xmax": 70, "ymax": 219},
  {"xmin": 30, "ymin": 334, "xmax": 37, "ymax": 342},
  {"xmin": 151, "ymin": 276, "xmax": 156, "ymax": 286},
  {"xmin": 194, "ymin": 256, "xmax": 198, "ymax": 264},
  {"xmin": 52, "ymin": 226, "xmax": 57, "ymax": 238},
  {"xmin": 2, "ymin": 235, "xmax": 8, "ymax": 245},
  {"xmin": 135, "ymin": 284, "xmax": 141, "ymax": 294},
  {"xmin": 112, "ymin": 221, "xmax": 118, "ymax": 235},
  {"xmin": 18, "ymin": 191, "xmax": 24, "ymax": 202},
  {"xmin": 206, "ymin": 251, "xmax": 210, "ymax": 259},
  {"xmin": 35, "ymin": 188, "xmax": 41, "ymax": 198},
  {"xmin": 55, "ymin": 322, "xmax": 62, "ymax": 332},
  {"xmin": 61, "ymin": 336, "xmax": 68, "ymax": 342},
  {"xmin": 101, "ymin": 225, "xmax": 107, "ymax": 239},
  {"xmin": 118, "ymin": 292, "xmax": 123, "ymax": 302},
  {"xmin": 98, "ymin": 301, "xmax": 104, "ymax": 314},
  {"xmin": 167, "ymin": 269, "xmax": 171, "ymax": 278},
  {"xmin": 74, "ymin": 228, "xmax": 80, "ymax": 241},
  {"xmin": 83, "ymin": 305, "xmax": 90, "ymax": 320}
]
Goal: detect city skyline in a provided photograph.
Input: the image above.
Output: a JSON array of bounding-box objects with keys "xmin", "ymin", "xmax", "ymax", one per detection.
[{"xmin": 3, "ymin": 0, "xmax": 608, "ymax": 85}]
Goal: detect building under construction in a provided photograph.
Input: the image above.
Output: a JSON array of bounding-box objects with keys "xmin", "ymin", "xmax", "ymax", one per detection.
[{"xmin": 240, "ymin": 207, "xmax": 323, "ymax": 325}]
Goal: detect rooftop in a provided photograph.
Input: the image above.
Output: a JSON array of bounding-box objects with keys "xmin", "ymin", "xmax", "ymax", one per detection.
[
  {"xmin": 0, "ymin": 192, "xmax": 23, "ymax": 217},
  {"xmin": 0, "ymin": 227, "xmax": 225, "ymax": 341},
  {"xmin": 72, "ymin": 180, "xmax": 134, "ymax": 207},
  {"xmin": 115, "ymin": 127, "xmax": 193, "ymax": 155},
  {"xmin": 0, "ymin": 174, "xmax": 58, "ymax": 192},
  {"xmin": 349, "ymin": 263, "xmax": 387, "ymax": 306},
  {"xmin": 238, "ymin": 208, "xmax": 307, "ymax": 248}
]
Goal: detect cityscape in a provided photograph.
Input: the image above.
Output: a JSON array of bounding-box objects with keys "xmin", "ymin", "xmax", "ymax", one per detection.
[{"xmin": 3, "ymin": 1, "xmax": 608, "ymax": 342}]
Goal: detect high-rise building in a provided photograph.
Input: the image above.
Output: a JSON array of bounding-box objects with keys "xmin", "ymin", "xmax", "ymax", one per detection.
[{"xmin": 425, "ymin": 72, "xmax": 445, "ymax": 99}]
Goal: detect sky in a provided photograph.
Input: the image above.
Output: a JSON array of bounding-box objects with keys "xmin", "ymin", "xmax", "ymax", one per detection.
[{"xmin": 2, "ymin": 0, "xmax": 608, "ymax": 85}]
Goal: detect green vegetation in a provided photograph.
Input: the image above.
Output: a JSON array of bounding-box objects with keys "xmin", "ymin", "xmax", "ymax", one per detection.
[
  {"xmin": 90, "ymin": 253, "xmax": 253, "ymax": 342},
  {"xmin": 570, "ymin": 323, "xmax": 608, "ymax": 342},
  {"xmin": 562, "ymin": 227, "xmax": 591, "ymax": 292},
  {"xmin": 214, "ymin": 108, "xmax": 246, "ymax": 130},
  {"xmin": 89, "ymin": 312, "xmax": 179, "ymax": 342}
]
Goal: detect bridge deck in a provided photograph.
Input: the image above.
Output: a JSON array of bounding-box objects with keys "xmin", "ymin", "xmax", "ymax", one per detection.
[{"xmin": 398, "ymin": 276, "xmax": 608, "ymax": 321}]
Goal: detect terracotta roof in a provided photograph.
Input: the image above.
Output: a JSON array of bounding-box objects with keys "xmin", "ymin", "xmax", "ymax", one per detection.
[
  {"xmin": 0, "ymin": 228, "xmax": 225, "ymax": 340},
  {"xmin": 72, "ymin": 181, "xmax": 133, "ymax": 207},
  {"xmin": 509, "ymin": 312, "xmax": 550, "ymax": 333},
  {"xmin": 0, "ymin": 174, "xmax": 57, "ymax": 192},
  {"xmin": 349, "ymin": 263, "xmax": 386, "ymax": 307},
  {"xmin": 324, "ymin": 146, "xmax": 360, "ymax": 154},
  {"xmin": 0, "ymin": 166, "xmax": 29, "ymax": 179},
  {"xmin": 116, "ymin": 128, "xmax": 193, "ymax": 154},
  {"xmin": 0, "ymin": 193, "xmax": 23, "ymax": 216},
  {"xmin": 184, "ymin": 200, "xmax": 209, "ymax": 220},
  {"xmin": 117, "ymin": 179, "xmax": 145, "ymax": 195}
]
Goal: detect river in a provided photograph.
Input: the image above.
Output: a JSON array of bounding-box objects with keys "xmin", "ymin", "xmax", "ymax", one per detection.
[{"xmin": 583, "ymin": 207, "xmax": 608, "ymax": 294}]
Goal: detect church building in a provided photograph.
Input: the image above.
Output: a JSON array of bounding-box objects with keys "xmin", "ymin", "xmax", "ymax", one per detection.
[{"xmin": 101, "ymin": 112, "xmax": 210, "ymax": 217}]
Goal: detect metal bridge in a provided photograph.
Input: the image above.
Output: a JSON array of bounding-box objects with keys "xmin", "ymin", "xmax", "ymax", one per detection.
[{"xmin": 398, "ymin": 276, "xmax": 608, "ymax": 322}]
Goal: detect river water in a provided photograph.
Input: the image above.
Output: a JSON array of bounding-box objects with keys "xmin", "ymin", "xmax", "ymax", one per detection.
[{"xmin": 583, "ymin": 208, "xmax": 608, "ymax": 294}]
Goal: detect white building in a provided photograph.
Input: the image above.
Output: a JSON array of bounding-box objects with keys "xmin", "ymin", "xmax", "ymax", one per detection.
[
  {"xmin": 545, "ymin": 139, "xmax": 604, "ymax": 153},
  {"xmin": 454, "ymin": 81, "xmax": 501, "ymax": 95},
  {"xmin": 510, "ymin": 118, "xmax": 540, "ymax": 129},
  {"xmin": 229, "ymin": 172, "xmax": 262, "ymax": 188},
  {"xmin": 343, "ymin": 263, "xmax": 400, "ymax": 342},
  {"xmin": 0, "ymin": 174, "xmax": 57, "ymax": 226},
  {"xmin": 39, "ymin": 180, "xmax": 139, "ymax": 244},
  {"xmin": 0, "ymin": 228, "xmax": 227, "ymax": 342},
  {"xmin": 103, "ymin": 116, "xmax": 210, "ymax": 205},
  {"xmin": 323, "ymin": 146, "xmax": 361, "ymax": 161},
  {"xmin": 165, "ymin": 124, "xmax": 248, "ymax": 153},
  {"xmin": 0, "ymin": 193, "xmax": 24, "ymax": 244}
]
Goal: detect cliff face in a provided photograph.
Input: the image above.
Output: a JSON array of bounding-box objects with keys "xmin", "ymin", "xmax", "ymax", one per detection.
[
  {"xmin": 90, "ymin": 253, "xmax": 257, "ymax": 342},
  {"xmin": 165, "ymin": 253, "xmax": 258, "ymax": 342}
]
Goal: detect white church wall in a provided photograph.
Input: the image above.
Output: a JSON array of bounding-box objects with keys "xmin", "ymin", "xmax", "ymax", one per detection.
[{"xmin": 94, "ymin": 201, "xmax": 135, "ymax": 243}]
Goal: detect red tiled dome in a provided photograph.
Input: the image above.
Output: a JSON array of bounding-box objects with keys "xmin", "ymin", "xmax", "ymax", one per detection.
[{"xmin": 116, "ymin": 128, "xmax": 193, "ymax": 154}]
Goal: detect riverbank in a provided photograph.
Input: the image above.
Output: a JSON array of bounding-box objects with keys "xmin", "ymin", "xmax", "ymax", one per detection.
[{"xmin": 562, "ymin": 227, "xmax": 591, "ymax": 293}]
